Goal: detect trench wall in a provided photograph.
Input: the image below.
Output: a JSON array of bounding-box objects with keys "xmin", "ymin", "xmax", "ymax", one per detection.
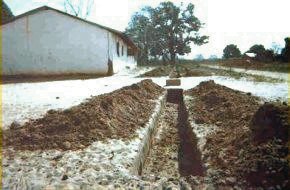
[{"xmin": 131, "ymin": 94, "xmax": 166, "ymax": 175}]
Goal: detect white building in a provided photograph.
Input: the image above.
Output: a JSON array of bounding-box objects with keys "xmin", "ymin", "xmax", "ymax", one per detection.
[{"xmin": 1, "ymin": 6, "xmax": 138, "ymax": 77}]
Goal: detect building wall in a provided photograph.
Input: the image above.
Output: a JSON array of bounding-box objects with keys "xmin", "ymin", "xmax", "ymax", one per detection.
[
  {"xmin": 2, "ymin": 9, "xmax": 136, "ymax": 76},
  {"xmin": 108, "ymin": 33, "xmax": 136, "ymax": 73}
]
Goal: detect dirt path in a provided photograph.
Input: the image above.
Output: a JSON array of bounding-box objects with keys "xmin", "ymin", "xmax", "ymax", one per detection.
[
  {"xmin": 142, "ymin": 102, "xmax": 180, "ymax": 179},
  {"xmin": 141, "ymin": 89, "xmax": 205, "ymax": 189}
]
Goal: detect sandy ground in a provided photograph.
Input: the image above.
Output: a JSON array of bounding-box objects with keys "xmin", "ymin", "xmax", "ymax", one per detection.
[
  {"xmin": 184, "ymin": 81, "xmax": 289, "ymax": 189},
  {"xmin": 2, "ymin": 70, "xmax": 288, "ymax": 189},
  {"xmin": 2, "ymin": 93, "xmax": 167, "ymax": 189},
  {"xmin": 1, "ymin": 67, "xmax": 153, "ymax": 129},
  {"xmin": 3, "ymin": 72, "xmax": 287, "ymax": 130},
  {"xmin": 202, "ymin": 64, "xmax": 289, "ymax": 81},
  {"xmin": 163, "ymin": 76, "xmax": 288, "ymax": 101}
]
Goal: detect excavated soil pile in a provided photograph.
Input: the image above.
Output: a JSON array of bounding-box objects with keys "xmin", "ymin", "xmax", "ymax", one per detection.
[
  {"xmin": 250, "ymin": 103, "xmax": 289, "ymax": 143},
  {"xmin": 185, "ymin": 80, "xmax": 260, "ymax": 127},
  {"xmin": 139, "ymin": 66, "xmax": 173, "ymax": 77},
  {"xmin": 3, "ymin": 79, "xmax": 164, "ymax": 151},
  {"xmin": 181, "ymin": 68, "xmax": 211, "ymax": 77},
  {"xmin": 140, "ymin": 65, "xmax": 212, "ymax": 77},
  {"xmin": 185, "ymin": 80, "xmax": 289, "ymax": 189}
]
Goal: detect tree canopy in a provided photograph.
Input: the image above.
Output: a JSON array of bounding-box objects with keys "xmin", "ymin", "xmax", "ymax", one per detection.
[
  {"xmin": 223, "ymin": 44, "xmax": 241, "ymax": 59},
  {"xmin": 247, "ymin": 44, "xmax": 266, "ymax": 55},
  {"xmin": 63, "ymin": 0, "xmax": 94, "ymax": 19},
  {"xmin": 126, "ymin": 2, "xmax": 208, "ymax": 64},
  {"xmin": 281, "ymin": 37, "xmax": 290, "ymax": 62},
  {"xmin": 247, "ymin": 44, "xmax": 274, "ymax": 62},
  {"xmin": 1, "ymin": 0, "xmax": 14, "ymax": 24}
]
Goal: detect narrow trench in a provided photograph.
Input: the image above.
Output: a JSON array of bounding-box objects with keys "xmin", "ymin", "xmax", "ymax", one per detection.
[
  {"xmin": 141, "ymin": 88, "xmax": 204, "ymax": 179},
  {"xmin": 177, "ymin": 100, "xmax": 204, "ymax": 177}
]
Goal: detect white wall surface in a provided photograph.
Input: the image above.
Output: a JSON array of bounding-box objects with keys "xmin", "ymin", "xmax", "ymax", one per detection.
[
  {"xmin": 2, "ymin": 9, "xmax": 136, "ymax": 76},
  {"xmin": 108, "ymin": 32, "xmax": 136, "ymax": 73}
]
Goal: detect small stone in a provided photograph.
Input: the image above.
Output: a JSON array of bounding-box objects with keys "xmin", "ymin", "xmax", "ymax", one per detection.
[
  {"xmin": 98, "ymin": 179, "xmax": 109, "ymax": 185},
  {"xmin": 56, "ymin": 96, "xmax": 60, "ymax": 99},
  {"xmin": 226, "ymin": 177, "xmax": 236, "ymax": 184},
  {"xmin": 52, "ymin": 154, "xmax": 63, "ymax": 161},
  {"xmin": 155, "ymin": 176, "xmax": 161, "ymax": 181},
  {"xmin": 63, "ymin": 141, "xmax": 71, "ymax": 149},
  {"xmin": 10, "ymin": 121, "xmax": 21, "ymax": 129},
  {"xmin": 61, "ymin": 174, "xmax": 68, "ymax": 180},
  {"xmin": 168, "ymin": 177, "xmax": 175, "ymax": 181},
  {"xmin": 215, "ymin": 121, "xmax": 222, "ymax": 125}
]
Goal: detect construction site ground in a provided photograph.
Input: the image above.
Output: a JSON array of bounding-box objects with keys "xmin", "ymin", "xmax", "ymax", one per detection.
[{"xmin": 2, "ymin": 66, "xmax": 289, "ymax": 189}]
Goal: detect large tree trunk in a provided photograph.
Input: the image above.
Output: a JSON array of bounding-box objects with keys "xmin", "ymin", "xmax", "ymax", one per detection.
[
  {"xmin": 170, "ymin": 52, "xmax": 176, "ymax": 65},
  {"xmin": 169, "ymin": 29, "xmax": 176, "ymax": 65}
]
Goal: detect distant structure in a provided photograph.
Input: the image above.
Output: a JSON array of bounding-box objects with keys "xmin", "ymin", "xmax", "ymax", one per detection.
[
  {"xmin": 195, "ymin": 54, "xmax": 204, "ymax": 61},
  {"xmin": 2, "ymin": 6, "xmax": 138, "ymax": 77},
  {"xmin": 1, "ymin": 0, "xmax": 14, "ymax": 24},
  {"xmin": 244, "ymin": 53, "xmax": 256, "ymax": 63}
]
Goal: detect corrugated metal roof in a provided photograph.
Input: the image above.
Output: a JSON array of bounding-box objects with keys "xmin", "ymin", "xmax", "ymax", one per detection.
[{"xmin": 2, "ymin": 6, "xmax": 138, "ymax": 51}]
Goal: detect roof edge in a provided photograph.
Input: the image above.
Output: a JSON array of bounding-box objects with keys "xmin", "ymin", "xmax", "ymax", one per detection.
[{"xmin": 2, "ymin": 6, "xmax": 138, "ymax": 50}]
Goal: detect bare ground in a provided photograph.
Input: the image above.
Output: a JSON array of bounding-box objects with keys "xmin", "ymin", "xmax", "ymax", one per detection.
[
  {"xmin": 3, "ymin": 79, "xmax": 164, "ymax": 151},
  {"xmin": 185, "ymin": 80, "xmax": 289, "ymax": 189},
  {"xmin": 142, "ymin": 102, "xmax": 180, "ymax": 179}
]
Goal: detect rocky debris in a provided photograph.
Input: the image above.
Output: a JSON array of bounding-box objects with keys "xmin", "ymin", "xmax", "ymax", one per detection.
[
  {"xmin": 3, "ymin": 79, "xmax": 164, "ymax": 151},
  {"xmin": 142, "ymin": 103, "xmax": 180, "ymax": 179},
  {"xmin": 185, "ymin": 80, "xmax": 289, "ymax": 189}
]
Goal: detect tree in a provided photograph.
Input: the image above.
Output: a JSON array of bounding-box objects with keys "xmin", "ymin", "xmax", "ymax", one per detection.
[
  {"xmin": 247, "ymin": 44, "xmax": 274, "ymax": 62},
  {"xmin": 195, "ymin": 54, "xmax": 204, "ymax": 61},
  {"xmin": 1, "ymin": 0, "xmax": 14, "ymax": 24},
  {"xmin": 126, "ymin": 2, "xmax": 208, "ymax": 64},
  {"xmin": 125, "ymin": 9, "xmax": 160, "ymax": 64},
  {"xmin": 209, "ymin": 55, "xmax": 218, "ymax": 60},
  {"xmin": 64, "ymin": 0, "xmax": 94, "ymax": 19},
  {"xmin": 281, "ymin": 37, "xmax": 290, "ymax": 62},
  {"xmin": 271, "ymin": 42, "xmax": 282, "ymax": 56},
  {"xmin": 248, "ymin": 44, "xmax": 266, "ymax": 55},
  {"xmin": 223, "ymin": 44, "xmax": 241, "ymax": 59}
]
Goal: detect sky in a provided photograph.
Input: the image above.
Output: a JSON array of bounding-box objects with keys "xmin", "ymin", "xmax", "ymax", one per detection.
[{"xmin": 5, "ymin": 0, "xmax": 290, "ymax": 58}]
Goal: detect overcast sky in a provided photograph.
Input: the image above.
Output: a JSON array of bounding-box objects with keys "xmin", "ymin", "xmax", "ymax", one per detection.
[{"xmin": 5, "ymin": 0, "xmax": 290, "ymax": 58}]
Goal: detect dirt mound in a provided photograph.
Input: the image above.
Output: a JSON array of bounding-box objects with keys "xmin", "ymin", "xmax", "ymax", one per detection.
[
  {"xmin": 185, "ymin": 80, "xmax": 289, "ymax": 188},
  {"xmin": 185, "ymin": 80, "xmax": 260, "ymax": 126},
  {"xmin": 181, "ymin": 69, "xmax": 211, "ymax": 77},
  {"xmin": 3, "ymin": 79, "xmax": 164, "ymax": 151},
  {"xmin": 139, "ymin": 65, "xmax": 211, "ymax": 78},
  {"xmin": 139, "ymin": 66, "xmax": 173, "ymax": 77},
  {"xmin": 251, "ymin": 103, "xmax": 289, "ymax": 143}
]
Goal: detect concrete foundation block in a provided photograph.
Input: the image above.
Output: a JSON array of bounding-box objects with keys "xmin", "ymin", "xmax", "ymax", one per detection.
[{"xmin": 166, "ymin": 78, "xmax": 181, "ymax": 86}]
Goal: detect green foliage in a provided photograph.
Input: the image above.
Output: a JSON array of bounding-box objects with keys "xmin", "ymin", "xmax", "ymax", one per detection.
[
  {"xmin": 1, "ymin": 0, "xmax": 14, "ymax": 24},
  {"xmin": 248, "ymin": 44, "xmax": 266, "ymax": 55},
  {"xmin": 126, "ymin": 2, "xmax": 208, "ymax": 64},
  {"xmin": 247, "ymin": 44, "xmax": 274, "ymax": 62},
  {"xmin": 281, "ymin": 37, "xmax": 290, "ymax": 62},
  {"xmin": 223, "ymin": 44, "xmax": 241, "ymax": 59}
]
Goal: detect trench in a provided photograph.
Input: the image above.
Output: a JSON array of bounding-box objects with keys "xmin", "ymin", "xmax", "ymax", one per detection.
[{"xmin": 139, "ymin": 88, "xmax": 204, "ymax": 180}]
